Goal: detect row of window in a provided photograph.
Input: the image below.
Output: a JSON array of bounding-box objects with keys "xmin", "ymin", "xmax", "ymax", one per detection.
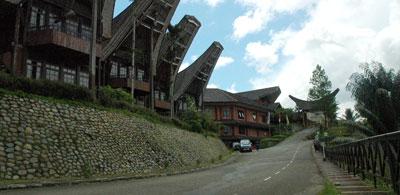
[
  {"xmin": 29, "ymin": 6, "xmax": 93, "ymax": 41},
  {"xmin": 26, "ymin": 59, "xmax": 89, "ymax": 87},
  {"xmin": 222, "ymin": 108, "xmax": 263, "ymax": 121},
  {"xmin": 110, "ymin": 61, "xmax": 146, "ymax": 81},
  {"xmin": 223, "ymin": 126, "xmax": 247, "ymax": 135}
]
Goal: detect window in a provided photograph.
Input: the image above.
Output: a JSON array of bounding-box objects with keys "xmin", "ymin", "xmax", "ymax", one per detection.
[
  {"xmin": 262, "ymin": 115, "xmax": 267, "ymax": 123},
  {"xmin": 29, "ymin": 7, "xmax": 38, "ymax": 30},
  {"xmin": 79, "ymin": 72, "xmax": 89, "ymax": 88},
  {"xmin": 66, "ymin": 19, "xmax": 78, "ymax": 36},
  {"xmin": 81, "ymin": 25, "xmax": 92, "ymax": 41},
  {"xmin": 119, "ymin": 66, "xmax": 127, "ymax": 78},
  {"xmin": 49, "ymin": 13, "xmax": 61, "ymax": 31},
  {"xmin": 110, "ymin": 61, "xmax": 118, "ymax": 78},
  {"xmin": 137, "ymin": 69, "xmax": 145, "ymax": 81},
  {"xmin": 26, "ymin": 59, "xmax": 41, "ymax": 79},
  {"xmin": 45, "ymin": 64, "xmax": 59, "ymax": 81},
  {"xmin": 222, "ymin": 108, "xmax": 230, "ymax": 119},
  {"xmin": 252, "ymin": 112, "xmax": 257, "ymax": 121},
  {"xmin": 239, "ymin": 127, "xmax": 246, "ymax": 135},
  {"xmin": 38, "ymin": 10, "xmax": 45, "ymax": 28},
  {"xmin": 238, "ymin": 111, "xmax": 245, "ymax": 119},
  {"xmin": 223, "ymin": 126, "xmax": 232, "ymax": 135},
  {"xmin": 160, "ymin": 92, "xmax": 166, "ymax": 101},
  {"xmin": 63, "ymin": 68, "xmax": 76, "ymax": 84}
]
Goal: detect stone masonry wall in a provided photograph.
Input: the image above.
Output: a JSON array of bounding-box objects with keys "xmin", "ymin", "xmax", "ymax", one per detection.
[{"xmin": 0, "ymin": 94, "xmax": 229, "ymax": 180}]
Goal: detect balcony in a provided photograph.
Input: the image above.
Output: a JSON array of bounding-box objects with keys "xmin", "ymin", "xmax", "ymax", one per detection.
[
  {"xmin": 26, "ymin": 25, "xmax": 101, "ymax": 56},
  {"xmin": 109, "ymin": 77, "xmax": 150, "ymax": 92},
  {"xmin": 155, "ymin": 99, "xmax": 171, "ymax": 110}
]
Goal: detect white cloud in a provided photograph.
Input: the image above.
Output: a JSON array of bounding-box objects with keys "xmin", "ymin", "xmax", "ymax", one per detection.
[
  {"xmin": 182, "ymin": 0, "xmax": 224, "ymax": 8},
  {"xmin": 179, "ymin": 55, "xmax": 198, "ymax": 72},
  {"xmin": 179, "ymin": 62, "xmax": 190, "ymax": 72},
  {"xmin": 207, "ymin": 83, "xmax": 219, "ymax": 88},
  {"xmin": 232, "ymin": 0, "xmax": 316, "ymax": 40},
  {"xmin": 227, "ymin": 83, "xmax": 238, "ymax": 93},
  {"xmin": 215, "ymin": 56, "xmax": 234, "ymax": 70},
  {"xmin": 245, "ymin": 0, "xmax": 400, "ymax": 115}
]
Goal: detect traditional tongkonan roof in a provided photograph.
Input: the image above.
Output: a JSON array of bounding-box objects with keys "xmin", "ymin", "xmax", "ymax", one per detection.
[
  {"xmin": 289, "ymin": 88, "xmax": 340, "ymax": 112},
  {"xmin": 204, "ymin": 88, "xmax": 273, "ymax": 112},
  {"xmin": 173, "ymin": 41, "xmax": 223, "ymax": 101},
  {"xmin": 102, "ymin": 0, "xmax": 180, "ymax": 61},
  {"xmin": 156, "ymin": 15, "xmax": 201, "ymax": 77},
  {"xmin": 236, "ymin": 86, "xmax": 281, "ymax": 104}
]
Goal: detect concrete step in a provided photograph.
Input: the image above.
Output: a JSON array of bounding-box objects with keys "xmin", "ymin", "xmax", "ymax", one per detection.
[
  {"xmin": 337, "ymin": 186, "xmax": 376, "ymax": 191},
  {"xmin": 334, "ymin": 181, "xmax": 367, "ymax": 186},
  {"xmin": 341, "ymin": 191, "xmax": 389, "ymax": 195}
]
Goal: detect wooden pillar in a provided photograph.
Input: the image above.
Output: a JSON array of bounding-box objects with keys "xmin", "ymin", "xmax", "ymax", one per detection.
[
  {"xmin": 131, "ymin": 17, "xmax": 136, "ymax": 104},
  {"xmin": 149, "ymin": 27, "xmax": 155, "ymax": 111},
  {"xmin": 169, "ymin": 66, "xmax": 174, "ymax": 118},
  {"xmin": 11, "ymin": 3, "xmax": 22, "ymax": 75},
  {"xmin": 75, "ymin": 65, "xmax": 80, "ymax": 85},
  {"xmin": 89, "ymin": 0, "xmax": 98, "ymax": 93}
]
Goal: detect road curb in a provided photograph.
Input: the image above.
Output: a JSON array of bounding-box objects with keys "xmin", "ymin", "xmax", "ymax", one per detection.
[{"xmin": 0, "ymin": 152, "xmax": 238, "ymax": 191}]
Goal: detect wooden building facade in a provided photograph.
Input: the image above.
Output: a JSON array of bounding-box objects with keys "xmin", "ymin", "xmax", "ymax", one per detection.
[
  {"xmin": 0, "ymin": 0, "xmax": 224, "ymax": 116},
  {"xmin": 204, "ymin": 87, "xmax": 281, "ymax": 147}
]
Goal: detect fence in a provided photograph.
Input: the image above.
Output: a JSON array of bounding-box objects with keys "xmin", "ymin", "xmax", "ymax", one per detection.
[{"xmin": 325, "ymin": 131, "xmax": 400, "ymax": 194}]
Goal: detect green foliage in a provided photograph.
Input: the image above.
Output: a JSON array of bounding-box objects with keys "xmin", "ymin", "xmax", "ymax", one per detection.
[
  {"xmin": 260, "ymin": 132, "xmax": 293, "ymax": 149},
  {"xmin": 308, "ymin": 65, "xmax": 339, "ymax": 121},
  {"xmin": 341, "ymin": 108, "xmax": 359, "ymax": 122},
  {"xmin": 179, "ymin": 96, "xmax": 220, "ymax": 134},
  {"xmin": 82, "ymin": 162, "xmax": 92, "ymax": 178},
  {"xmin": 347, "ymin": 62, "xmax": 399, "ymax": 134},
  {"xmin": 98, "ymin": 85, "xmax": 133, "ymax": 107},
  {"xmin": 319, "ymin": 181, "xmax": 340, "ymax": 195},
  {"xmin": 0, "ymin": 71, "xmax": 93, "ymax": 101}
]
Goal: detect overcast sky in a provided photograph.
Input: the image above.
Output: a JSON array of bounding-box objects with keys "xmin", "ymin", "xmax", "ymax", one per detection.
[{"xmin": 115, "ymin": 0, "xmax": 400, "ymax": 114}]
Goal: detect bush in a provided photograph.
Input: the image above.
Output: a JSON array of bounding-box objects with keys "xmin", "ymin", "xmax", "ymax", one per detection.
[
  {"xmin": 0, "ymin": 72, "xmax": 93, "ymax": 101},
  {"xmin": 98, "ymin": 86, "xmax": 133, "ymax": 107}
]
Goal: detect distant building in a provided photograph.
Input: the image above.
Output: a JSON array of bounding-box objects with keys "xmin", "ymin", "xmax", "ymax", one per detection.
[
  {"xmin": 203, "ymin": 87, "xmax": 281, "ymax": 147},
  {"xmin": 289, "ymin": 88, "xmax": 339, "ymax": 127}
]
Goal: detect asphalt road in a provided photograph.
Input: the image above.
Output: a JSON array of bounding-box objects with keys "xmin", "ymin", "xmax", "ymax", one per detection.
[{"xmin": 3, "ymin": 128, "xmax": 323, "ymax": 195}]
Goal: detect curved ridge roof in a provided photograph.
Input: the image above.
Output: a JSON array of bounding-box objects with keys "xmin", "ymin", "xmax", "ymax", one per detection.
[
  {"xmin": 289, "ymin": 88, "xmax": 340, "ymax": 111},
  {"xmin": 173, "ymin": 41, "xmax": 223, "ymax": 100}
]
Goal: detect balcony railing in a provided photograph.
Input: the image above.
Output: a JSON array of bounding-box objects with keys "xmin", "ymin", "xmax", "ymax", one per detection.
[
  {"xmin": 325, "ymin": 131, "xmax": 400, "ymax": 194},
  {"xmin": 29, "ymin": 24, "xmax": 93, "ymax": 42}
]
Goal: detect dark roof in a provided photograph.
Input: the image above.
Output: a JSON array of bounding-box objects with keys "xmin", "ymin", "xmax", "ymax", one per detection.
[
  {"xmin": 236, "ymin": 86, "xmax": 281, "ymax": 103},
  {"xmin": 173, "ymin": 42, "xmax": 223, "ymax": 100},
  {"xmin": 157, "ymin": 15, "xmax": 201, "ymax": 75},
  {"xmin": 289, "ymin": 88, "xmax": 340, "ymax": 111},
  {"xmin": 204, "ymin": 88, "xmax": 272, "ymax": 112},
  {"xmin": 102, "ymin": 0, "xmax": 179, "ymax": 60},
  {"xmin": 266, "ymin": 102, "xmax": 282, "ymax": 111}
]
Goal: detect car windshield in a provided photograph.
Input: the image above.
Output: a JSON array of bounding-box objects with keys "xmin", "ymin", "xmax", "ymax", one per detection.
[{"xmin": 240, "ymin": 140, "xmax": 250, "ymax": 144}]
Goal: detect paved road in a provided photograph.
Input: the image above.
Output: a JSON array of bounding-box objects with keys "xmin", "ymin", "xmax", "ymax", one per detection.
[{"xmin": 3, "ymin": 128, "xmax": 323, "ymax": 195}]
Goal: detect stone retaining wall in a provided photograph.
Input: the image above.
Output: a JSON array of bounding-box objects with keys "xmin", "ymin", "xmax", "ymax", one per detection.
[{"xmin": 0, "ymin": 94, "xmax": 229, "ymax": 180}]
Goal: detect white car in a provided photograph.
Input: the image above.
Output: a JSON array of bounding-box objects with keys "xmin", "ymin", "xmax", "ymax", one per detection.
[{"xmin": 240, "ymin": 139, "xmax": 252, "ymax": 152}]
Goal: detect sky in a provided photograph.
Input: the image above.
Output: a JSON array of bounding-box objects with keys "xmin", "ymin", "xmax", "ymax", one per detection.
[{"xmin": 114, "ymin": 0, "xmax": 400, "ymax": 114}]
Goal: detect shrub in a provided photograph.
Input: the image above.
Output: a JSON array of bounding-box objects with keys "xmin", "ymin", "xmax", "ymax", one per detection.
[
  {"xmin": 0, "ymin": 72, "xmax": 93, "ymax": 101},
  {"xmin": 98, "ymin": 85, "xmax": 133, "ymax": 107}
]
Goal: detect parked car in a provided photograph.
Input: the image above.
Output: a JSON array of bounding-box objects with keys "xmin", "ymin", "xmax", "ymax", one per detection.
[
  {"xmin": 232, "ymin": 142, "xmax": 240, "ymax": 151},
  {"xmin": 240, "ymin": 139, "xmax": 252, "ymax": 152}
]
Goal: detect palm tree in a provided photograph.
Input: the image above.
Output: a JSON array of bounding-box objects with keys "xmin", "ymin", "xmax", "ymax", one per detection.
[
  {"xmin": 346, "ymin": 62, "xmax": 399, "ymax": 135},
  {"xmin": 341, "ymin": 108, "xmax": 359, "ymax": 122}
]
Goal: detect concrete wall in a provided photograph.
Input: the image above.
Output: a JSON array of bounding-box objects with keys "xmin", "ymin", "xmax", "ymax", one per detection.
[{"xmin": 0, "ymin": 94, "xmax": 229, "ymax": 180}]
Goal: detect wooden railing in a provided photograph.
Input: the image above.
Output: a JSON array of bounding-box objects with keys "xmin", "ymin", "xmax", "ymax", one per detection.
[{"xmin": 325, "ymin": 131, "xmax": 400, "ymax": 194}]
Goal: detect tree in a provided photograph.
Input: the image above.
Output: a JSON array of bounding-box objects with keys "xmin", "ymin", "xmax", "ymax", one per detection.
[
  {"xmin": 341, "ymin": 108, "xmax": 359, "ymax": 122},
  {"xmin": 308, "ymin": 65, "xmax": 339, "ymax": 128},
  {"xmin": 346, "ymin": 62, "xmax": 399, "ymax": 135}
]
